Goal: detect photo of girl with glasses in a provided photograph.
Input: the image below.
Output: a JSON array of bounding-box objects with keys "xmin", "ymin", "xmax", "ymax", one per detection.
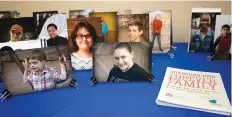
[{"xmin": 70, "ymin": 22, "xmax": 96, "ymax": 70}]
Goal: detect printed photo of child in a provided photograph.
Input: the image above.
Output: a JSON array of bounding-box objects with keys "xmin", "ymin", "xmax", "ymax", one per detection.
[
  {"xmin": 208, "ymin": 15, "xmax": 231, "ymax": 60},
  {"xmin": 189, "ymin": 8, "xmax": 221, "ymax": 52},
  {"xmin": 89, "ymin": 12, "xmax": 118, "ymax": 43},
  {"xmin": 0, "ymin": 17, "xmax": 41, "ymax": 51},
  {"xmin": 22, "ymin": 49, "xmax": 68, "ymax": 91},
  {"xmin": 38, "ymin": 14, "xmax": 68, "ymax": 47},
  {"xmin": 107, "ymin": 43, "xmax": 151, "ymax": 82},
  {"xmin": 0, "ymin": 17, "xmax": 35, "ymax": 43},
  {"xmin": 149, "ymin": 10, "xmax": 172, "ymax": 53},
  {"xmin": 67, "ymin": 18, "xmax": 103, "ymax": 70},
  {"xmin": 33, "ymin": 11, "xmax": 58, "ymax": 37},
  {"xmin": 93, "ymin": 42, "xmax": 152, "ymax": 82},
  {"xmin": 0, "ymin": 45, "xmax": 72, "ymax": 95},
  {"xmin": 117, "ymin": 14, "xmax": 149, "ymax": 42},
  {"xmin": 209, "ymin": 24, "xmax": 231, "ymax": 60}
]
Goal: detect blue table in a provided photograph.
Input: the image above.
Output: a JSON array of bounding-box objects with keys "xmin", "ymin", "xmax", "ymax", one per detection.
[{"xmin": 0, "ymin": 43, "xmax": 231, "ymax": 117}]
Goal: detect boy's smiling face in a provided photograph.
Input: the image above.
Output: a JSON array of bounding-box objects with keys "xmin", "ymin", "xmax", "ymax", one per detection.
[
  {"xmin": 47, "ymin": 26, "xmax": 58, "ymax": 39},
  {"xmin": 28, "ymin": 59, "xmax": 45, "ymax": 72},
  {"xmin": 128, "ymin": 25, "xmax": 143, "ymax": 42}
]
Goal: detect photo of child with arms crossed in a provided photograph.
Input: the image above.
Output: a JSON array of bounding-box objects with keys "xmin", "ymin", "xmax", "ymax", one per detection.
[{"xmin": 22, "ymin": 49, "xmax": 68, "ymax": 91}]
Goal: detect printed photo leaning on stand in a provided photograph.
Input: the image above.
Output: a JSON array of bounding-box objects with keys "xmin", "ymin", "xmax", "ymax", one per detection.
[
  {"xmin": 190, "ymin": 13, "xmax": 214, "ymax": 52},
  {"xmin": 23, "ymin": 49, "xmax": 68, "ymax": 91},
  {"xmin": 70, "ymin": 22, "xmax": 96, "ymax": 70},
  {"xmin": 209, "ymin": 24, "xmax": 231, "ymax": 60},
  {"xmin": 128, "ymin": 21, "xmax": 147, "ymax": 43},
  {"xmin": 152, "ymin": 14, "xmax": 163, "ymax": 51},
  {"xmin": 107, "ymin": 43, "xmax": 150, "ymax": 82}
]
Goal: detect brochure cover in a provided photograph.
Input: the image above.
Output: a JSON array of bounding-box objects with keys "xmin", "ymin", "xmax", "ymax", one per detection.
[{"xmin": 156, "ymin": 67, "xmax": 232, "ymax": 115}]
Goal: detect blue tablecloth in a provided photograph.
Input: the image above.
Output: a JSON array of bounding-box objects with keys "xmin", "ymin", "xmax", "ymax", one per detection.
[{"xmin": 0, "ymin": 43, "xmax": 231, "ymax": 117}]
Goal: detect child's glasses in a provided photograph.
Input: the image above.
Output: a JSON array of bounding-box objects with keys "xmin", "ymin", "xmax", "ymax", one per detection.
[{"xmin": 76, "ymin": 34, "xmax": 93, "ymax": 40}]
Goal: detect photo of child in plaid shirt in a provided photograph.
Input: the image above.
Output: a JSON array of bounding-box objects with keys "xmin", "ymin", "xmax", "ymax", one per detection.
[{"xmin": 22, "ymin": 49, "xmax": 68, "ymax": 91}]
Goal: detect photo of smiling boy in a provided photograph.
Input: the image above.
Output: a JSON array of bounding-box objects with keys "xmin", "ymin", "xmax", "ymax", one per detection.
[
  {"xmin": 118, "ymin": 14, "xmax": 149, "ymax": 42},
  {"xmin": 46, "ymin": 23, "xmax": 68, "ymax": 47},
  {"xmin": 107, "ymin": 43, "xmax": 150, "ymax": 82},
  {"xmin": 23, "ymin": 49, "xmax": 68, "ymax": 91},
  {"xmin": 188, "ymin": 8, "xmax": 221, "ymax": 52},
  {"xmin": 128, "ymin": 21, "xmax": 146, "ymax": 42}
]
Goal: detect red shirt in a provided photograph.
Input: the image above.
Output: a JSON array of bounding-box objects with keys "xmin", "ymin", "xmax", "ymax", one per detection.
[
  {"xmin": 152, "ymin": 19, "xmax": 162, "ymax": 34},
  {"xmin": 218, "ymin": 34, "xmax": 231, "ymax": 53}
]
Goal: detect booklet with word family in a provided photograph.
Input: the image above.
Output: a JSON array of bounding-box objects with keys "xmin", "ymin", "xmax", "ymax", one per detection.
[{"xmin": 156, "ymin": 67, "xmax": 232, "ymax": 116}]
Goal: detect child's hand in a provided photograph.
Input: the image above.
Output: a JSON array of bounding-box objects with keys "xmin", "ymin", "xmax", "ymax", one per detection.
[
  {"xmin": 22, "ymin": 59, "xmax": 28, "ymax": 70},
  {"xmin": 59, "ymin": 55, "xmax": 66, "ymax": 63}
]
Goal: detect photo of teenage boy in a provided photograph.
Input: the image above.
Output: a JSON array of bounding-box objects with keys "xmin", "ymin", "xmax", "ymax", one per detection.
[
  {"xmin": 9, "ymin": 24, "xmax": 23, "ymax": 42},
  {"xmin": 152, "ymin": 14, "xmax": 163, "ymax": 51},
  {"xmin": 47, "ymin": 23, "xmax": 68, "ymax": 47},
  {"xmin": 118, "ymin": 14, "xmax": 149, "ymax": 42},
  {"xmin": 70, "ymin": 22, "xmax": 96, "ymax": 70},
  {"xmin": 209, "ymin": 24, "xmax": 231, "ymax": 60},
  {"xmin": 107, "ymin": 43, "xmax": 150, "ymax": 82},
  {"xmin": 189, "ymin": 13, "xmax": 218, "ymax": 52},
  {"xmin": 33, "ymin": 11, "xmax": 58, "ymax": 37},
  {"xmin": 128, "ymin": 21, "xmax": 147, "ymax": 42},
  {"xmin": 22, "ymin": 49, "xmax": 68, "ymax": 91}
]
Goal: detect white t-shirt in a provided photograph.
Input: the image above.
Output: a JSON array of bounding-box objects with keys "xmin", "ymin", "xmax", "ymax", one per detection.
[{"xmin": 71, "ymin": 53, "xmax": 93, "ymax": 70}]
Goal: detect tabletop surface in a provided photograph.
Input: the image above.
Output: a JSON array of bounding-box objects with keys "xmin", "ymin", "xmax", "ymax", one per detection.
[{"xmin": 0, "ymin": 43, "xmax": 231, "ymax": 117}]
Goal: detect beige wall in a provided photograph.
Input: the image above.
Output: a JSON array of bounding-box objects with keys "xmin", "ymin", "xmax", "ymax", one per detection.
[{"xmin": 0, "ymin": 1, "xmax": 231, "ymax": 42}]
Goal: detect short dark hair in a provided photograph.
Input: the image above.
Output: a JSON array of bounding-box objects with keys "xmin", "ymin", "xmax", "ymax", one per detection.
[
  {"xmin": 221, "ymin": 24, "xmax": 230, "ymax": 30},
  {"xmin": 128, "ymin": 21, "xmax": 143, "ymax": 31},
  {"xmin": 29, "ymin": 49, "xmax": 46, "ymax": 61},
  {"xmin": 113, "ymin": 43, "xmax": 132, "ymax": 53},
  {"xmin": 71, "ymin": 22, "xmax": 97, "ymax": 52},
  {"xmin": 47, "ymin": 23, "xmax": 57, "ymax": 30},
  {"xmin": 201, "ymin": 13, "xmax": 210, "ymax": 18},
  {"xmin": 76, "ymin": 15, "xmax": 86, "ymax": 18}
]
